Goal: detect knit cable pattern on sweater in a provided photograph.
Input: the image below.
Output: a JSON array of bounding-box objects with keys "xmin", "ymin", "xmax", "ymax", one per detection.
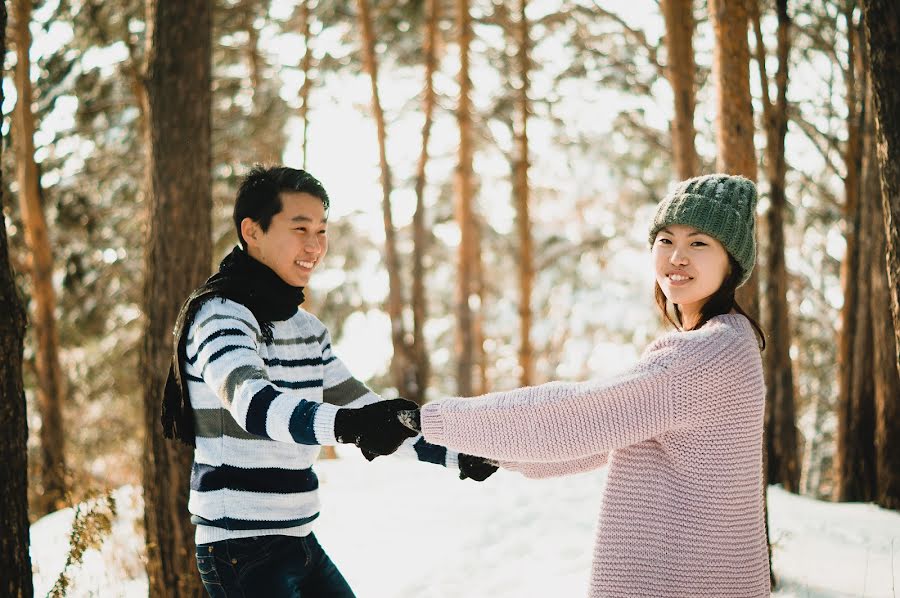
[{"xmin": 421, "ymin": 314, "xmax": 769, "ymax": 597}]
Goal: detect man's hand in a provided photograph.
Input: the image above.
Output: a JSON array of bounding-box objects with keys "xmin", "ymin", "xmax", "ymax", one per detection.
[
  {"xmin": 458, "ymin": 453, "xmax": 499, "ymax": 482},
  {"xmin": 334, "ymin": 399, "xmax": 419, "ymax": 457}
]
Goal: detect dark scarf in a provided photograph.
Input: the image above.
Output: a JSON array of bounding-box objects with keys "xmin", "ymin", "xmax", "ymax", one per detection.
[{"xmin": 161, "ymin": 246, "xmax": 305, "ymax": 446}]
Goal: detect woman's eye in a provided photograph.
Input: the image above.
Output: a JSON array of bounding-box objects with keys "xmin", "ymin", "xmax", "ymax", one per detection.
[
  {"xmin": 658, "ymin": 238, "xmax": 671, "ymax": 244},
  {"xmin": 692, "ymin": 241, "xmax": 707, "ymax": 247}
]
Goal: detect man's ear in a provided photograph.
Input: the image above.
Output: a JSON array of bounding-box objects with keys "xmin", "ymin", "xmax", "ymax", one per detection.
[{"xmin": 240, "ymin": 217, "xmax": 260, "ymax": 248}]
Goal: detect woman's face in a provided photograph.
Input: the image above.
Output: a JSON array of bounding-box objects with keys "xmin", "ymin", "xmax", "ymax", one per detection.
[{"xmin": 652, "ymin": 224, "xmax": 731, "ymax": 325}]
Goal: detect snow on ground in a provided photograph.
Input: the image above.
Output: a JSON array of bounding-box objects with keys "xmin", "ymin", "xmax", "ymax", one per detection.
[{"xmin": 31, "ymin": 447, "xmax": 900, "ymax": 597}]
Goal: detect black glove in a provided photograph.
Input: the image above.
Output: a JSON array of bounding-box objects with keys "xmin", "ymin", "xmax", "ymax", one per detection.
[
  {"xmin": 458, "ymin": 453, "xmax": 499, "ymax": 482},
  {"xmin": 334, "ymin": 399, "xmax": 419, "ymax": 457}
]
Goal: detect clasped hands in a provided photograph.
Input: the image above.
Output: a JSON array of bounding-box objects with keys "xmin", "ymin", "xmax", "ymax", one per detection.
[{"xmin": 333, "ymin": 399, "xmax": 498, "ymax": 481}]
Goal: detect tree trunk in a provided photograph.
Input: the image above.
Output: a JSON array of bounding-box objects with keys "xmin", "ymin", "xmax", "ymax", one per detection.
[
  {"xmin": 860, "ymin": 0, "xmax": 900, "ymax": 511},
  {"xmin": 410, "ymin": 0, "xmax": 439, "ymax": 405},
  {"xmin": 11, "ymin": 0, "xmax": 67, "ymax": 514},
  {"xmin": 835, "ymin": 66, "xmax": 877, "ymax": 503},
  {"xmin": 514, "ymin": 0, "xmax": 534, "ymax": 387},
  {"xmin": 299, "ymin": 0, "xmax": 313, "ymax": 170},
  {"xmin": 356, "ymin": 0, "xmax": 415, "ymax": 400},
  {"xmin": 0, "ymin": 5, "xmax": 34, "ymax": 593},
  {"xmin": 472, "ymin": 216, "xmax": 487, "ymax": 395},
  {"xmin": 865, "ymin": 106, "xmax": 900, "ymax": 511},
  {"xmin": 662, "ymin": 0, "xmax": 699, "ymax": 180},
  {"xmin": 708, "ymin": 0, "xmax": 759, "ymax": 318},
  {"xmin": 753, "ymin": 0, "xmax": 800, "ymax": 493},
  {"xmin": 141, "ymin": 0, "xmax": 212, "ymax": 595},
  {"xmin": 455, "ymin": 0, "xmax": 476, "ymax": 396}
]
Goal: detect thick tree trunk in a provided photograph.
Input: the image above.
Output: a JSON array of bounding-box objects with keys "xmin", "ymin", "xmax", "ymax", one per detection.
[
  {"xmin": 709, "ymin": 0, "xmax": 759, "ymax": 318},
  {"xmin": 662, "ymin": 0, "xmax": 699, "ymax": 180},
  {"xmin": 860, "ymin": 0, "xmax": 900, "ymax": 511},
  {"xmin": 835, "ymin": 69, "xmax": 878, "ymax": 503},
  {"xmin": 865, "ymin": 114, "xmax": 900, "ymax": 511},
  {"xmin": 356, "ymin": 0, "xmax": 416, "ymax": 399},
  {"xmin": 753, "ymin": 0, "xmax": 800, "ymax": 493},
  {"xmin": 410, "ymin": 0, "xmax": 439, "ymax": 405},
  {"xmin": 514, "ymin": 0, "xmax": 534, "ymax": 387},
  {"xmin": 299, "ymin": 0, "xmax": 313, "ymax": 170},
  {"xmin": 141, "ymin": 0, "xmax": 211, "ymax": 595},
  {"xmin": 455, "ymin": 0, "xmax": 476, "ymax": 396},
  {"xmin": 11, "ymin": 0, "xmax": 67, "ymax": 514},
  {"xmin": 0, "ymin": 5, "xmax": 34, "ymax": 593}
]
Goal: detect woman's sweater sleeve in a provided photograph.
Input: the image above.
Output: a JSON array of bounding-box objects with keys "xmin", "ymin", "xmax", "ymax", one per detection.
[
  {"xmin": 421, "ymin": 331, "xmax": 740, "ymax": 462},
  {"xmin": 500, "ymin": 453, "xmax": 610, "ymax": 479}
]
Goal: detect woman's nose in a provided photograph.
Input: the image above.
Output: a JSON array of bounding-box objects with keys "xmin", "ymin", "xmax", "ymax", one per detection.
[{"xmin": 670, "ymin": 248, "xmax": 688, "ymax": 264}]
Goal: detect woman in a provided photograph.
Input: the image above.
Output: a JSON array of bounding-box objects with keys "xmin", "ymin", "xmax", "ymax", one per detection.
[{"xmin": 417, "ymin": 174, "xmax": 770, "ymax": 596}]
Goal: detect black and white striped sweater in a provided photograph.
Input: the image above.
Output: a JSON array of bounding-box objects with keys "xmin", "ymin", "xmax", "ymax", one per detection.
[{"xmin": 184, "ymin": 297, "xmax": 458, "ymax": 544}]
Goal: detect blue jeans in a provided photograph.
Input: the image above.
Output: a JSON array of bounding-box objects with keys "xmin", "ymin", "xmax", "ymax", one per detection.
[{"xmin": 195, "ymin": 533, "xmax": 355, "ymax": 597}]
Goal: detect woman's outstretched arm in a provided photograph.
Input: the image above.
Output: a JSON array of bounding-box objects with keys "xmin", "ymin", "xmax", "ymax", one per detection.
[{"xmin": 500, "ymin": 453, "xmax": 610, "ymax": 479}]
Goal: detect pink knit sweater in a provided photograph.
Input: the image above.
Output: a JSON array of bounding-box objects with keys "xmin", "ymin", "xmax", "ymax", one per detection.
[{"xmin": 421, "ymin": 314, "xmax": 770, "ymax": 597}]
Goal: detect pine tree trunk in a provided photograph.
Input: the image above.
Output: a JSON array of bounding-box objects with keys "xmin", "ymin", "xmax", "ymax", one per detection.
[
  {"xmin": 514, "ymin": 0, "xmax": 534, "ymax": 387},
  {"xmin": 472, "ymin": 217, "xmax": 487, "ymax": 395},
  {"xmin": 141, "ymin": 0, "xmax": 211, "ymax": 595},
  {"xmin": 835, "ymin": 7, "xmax": 879, "ymax": 503},
  {"xmin": 11, "ymin": 0, "xmax": 67, "ymax": 514},
  {"xmin": 662, "ymin": 0, "xmax": 699, "ymax": 180},
  {"xmin": 865, "ymin": 105, "xmax": 900, "ymax": 511},
  {"xmin": 356, "ymin": 0, "xmax": 415, "ymax": 399},
  {"xmin": 299, "ymin": 0, "xmax": 313, "ymax": 170},
  {"xmin": 753, "ymin": 0, "xmax": 800, "ymax": 493},
  {"xmin": 410, "ymin": 0, "xmax": 439, "ymax": 405},
  {"xmin": 860, "ymin": 4, "xmax": 900, "ymax": 506},
  {"xmin": 709, "ymin": 0, "xmax": 759, "ymax": 318},
  {"xmin": 0, "ymin": 5, "xmax": 34, "ymax": 593},
  {"xmin": 455, "ymin": 0, "xmax": 476, "ymax": 396}
]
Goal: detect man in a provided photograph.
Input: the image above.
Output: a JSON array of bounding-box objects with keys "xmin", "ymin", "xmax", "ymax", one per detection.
[{"xmin": 161, "ymin": 165, "xmax": 496, "ymax": 597}]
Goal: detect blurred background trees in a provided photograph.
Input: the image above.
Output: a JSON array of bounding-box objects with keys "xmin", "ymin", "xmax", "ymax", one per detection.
[{"xmin": 2, "ymin": 0, "xmax": 899, "ymax": 591}]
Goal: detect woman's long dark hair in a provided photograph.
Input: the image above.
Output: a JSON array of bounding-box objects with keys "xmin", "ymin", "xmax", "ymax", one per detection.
[{"xmin": 654, "ymin": 254, "xmax": 766, "ymax": 350}]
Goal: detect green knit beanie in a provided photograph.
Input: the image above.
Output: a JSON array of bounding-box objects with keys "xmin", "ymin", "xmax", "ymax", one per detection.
[{"xmin": 648, "ymin": 174, "xmax": 758, "ymax": 287}]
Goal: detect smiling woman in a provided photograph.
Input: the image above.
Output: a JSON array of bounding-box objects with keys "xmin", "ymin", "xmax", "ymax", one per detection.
[{"xmin": 647, "ymin": 173, "xmax": 766, "ymax": 348}]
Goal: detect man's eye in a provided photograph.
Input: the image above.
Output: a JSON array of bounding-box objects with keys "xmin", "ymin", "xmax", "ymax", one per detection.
[
  {"xmin": 295, "ymin": 228, "xmax": 306, "ymax": 233},
  {"xmin": 318, "ymin": 230, "xmax": 327, "ymax": 235}
]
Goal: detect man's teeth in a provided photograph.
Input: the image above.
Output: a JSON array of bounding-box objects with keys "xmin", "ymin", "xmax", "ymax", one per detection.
[{"xmin": 295, "ymin": 260, "xmax": 315, "ymax": 268}]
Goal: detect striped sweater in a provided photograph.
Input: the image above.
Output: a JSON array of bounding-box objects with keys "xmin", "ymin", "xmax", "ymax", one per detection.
[
  {"xmin": 421, "ymin": 314, "xmax": 770, "ymax": 597},
  {"xmin": 184, "ymin": 297, "xmax": 458, "ymax": 545}
]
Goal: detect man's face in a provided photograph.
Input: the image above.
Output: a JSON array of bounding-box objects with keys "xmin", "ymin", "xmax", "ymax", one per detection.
[{"xmin": 243, "ymin": 191, "xmax": 328, "ymax": 287}]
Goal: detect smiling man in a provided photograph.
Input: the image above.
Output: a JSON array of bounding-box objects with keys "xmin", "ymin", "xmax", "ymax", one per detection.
[{"xmin": 160, "ymin": 165, "xmax": 496, "ymax": 597}]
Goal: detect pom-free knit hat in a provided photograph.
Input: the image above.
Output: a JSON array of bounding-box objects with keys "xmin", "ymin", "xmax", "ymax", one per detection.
[{"xmin": 648, "ymin": 174, "xmax": 758, "ymax": 287}]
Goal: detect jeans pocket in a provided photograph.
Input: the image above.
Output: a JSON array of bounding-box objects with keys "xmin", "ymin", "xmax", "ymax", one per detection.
[{"xmin": 196, "ymin": 553, "xmax": 221, "ymax": 585}]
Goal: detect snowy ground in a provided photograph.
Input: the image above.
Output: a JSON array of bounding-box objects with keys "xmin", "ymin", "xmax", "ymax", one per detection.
[{"xmin": 31, "ymin": 447, "xmax": 900, "ymax": 597}]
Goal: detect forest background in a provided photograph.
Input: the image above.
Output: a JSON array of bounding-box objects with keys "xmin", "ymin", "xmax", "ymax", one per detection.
[{"xmin": 1, "ymin": 0, "xmax": 900, "ymax": 595}]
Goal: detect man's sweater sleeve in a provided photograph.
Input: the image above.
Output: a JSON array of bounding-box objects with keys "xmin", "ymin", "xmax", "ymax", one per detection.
[
  {"xmin": 188, "ymin": 299, "xmax": 340, "ymax": 445},
  {"xmin": 314, "ymin": 321, "xmax": 460, "ymax": 469},
  {"xmin": 421, "ymin": 332, "xmax": 741, "ymax": 463}
]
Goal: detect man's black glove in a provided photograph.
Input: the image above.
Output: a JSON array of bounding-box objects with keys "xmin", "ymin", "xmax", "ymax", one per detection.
[
  {"xmin": 334, "ymin": 399, "xmax": 419, "ymax": 457},
  {"xmin": 458, "ymin": 453, "xmax": 499, "ymax": 482}
]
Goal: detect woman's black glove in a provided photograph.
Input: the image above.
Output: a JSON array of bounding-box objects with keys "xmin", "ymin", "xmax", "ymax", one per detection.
[
  {"xmin": 458, "ymin": 454, "xmax": 499, "ymax": 481},
  {"xmin": 333, "ymin": 399, "xmax": 419, "ymax": 456}
]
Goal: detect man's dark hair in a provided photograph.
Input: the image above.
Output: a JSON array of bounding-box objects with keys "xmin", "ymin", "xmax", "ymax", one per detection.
[{"xmin": 233, "ymin": 165, "xmax": 330, "ymax": 249}]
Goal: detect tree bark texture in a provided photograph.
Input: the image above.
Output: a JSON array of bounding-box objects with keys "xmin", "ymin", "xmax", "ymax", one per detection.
[
  {"xmin": 514, "ymin": 0, "xmax": 534, "ymax": 388},
  {"xmin": 11, "ymin": 0, "xmax": 68, "ymax": 514},
  {"xmin": 141, "ymin": 0, "xmax": 212, "ymax": 595},
  {"xmin": 455, "ymin": 0, "xmax": 476, "ymax": 396},
  {"xmin": 662, "ymin": 0, "xmax": 699, "ymax": 180},
  {"xmin": 0, "ymin": 4, "xmax": 35, "ymax": 593},
  {"xmin": 860, "ymin": 5, "xmax": 900, "ymax": 490},
  {"xmin": 708, "ymin": 0, "xmax": 760, "ymax": 319},
  {"xmin": 753, "ymin": 0, "xmax": 800, "ymax": 493}
]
